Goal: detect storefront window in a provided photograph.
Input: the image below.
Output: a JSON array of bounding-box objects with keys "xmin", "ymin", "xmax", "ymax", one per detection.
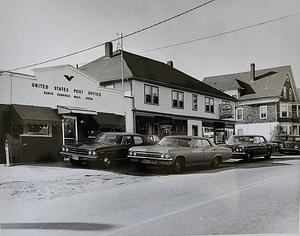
[{"xmin": 23, "ymin": 124, "xmax": 52, "ymax": 136}]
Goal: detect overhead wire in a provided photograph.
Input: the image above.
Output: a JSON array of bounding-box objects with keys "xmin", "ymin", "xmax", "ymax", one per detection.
[
  {"xmin": 138, "ymin": 12, "xmax": 300, "ymax": 53},
  {"xmin": 4, "ymin": 0, "xmax": 216, "ymax": 72}
]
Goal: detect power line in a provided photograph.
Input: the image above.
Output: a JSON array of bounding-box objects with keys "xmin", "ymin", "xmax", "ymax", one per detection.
[
  {"xmin": 138, "ymin": 12, "xmax": 300, "ymax": 53},
  {"xmin": 4, "ymin": 0, "xmax": 216, "ymax": 72}
]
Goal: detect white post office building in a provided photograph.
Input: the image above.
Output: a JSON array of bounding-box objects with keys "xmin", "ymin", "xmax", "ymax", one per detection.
[{"xmin": 0, "ymin": 65, "xmax": 125, "ymax": 163}]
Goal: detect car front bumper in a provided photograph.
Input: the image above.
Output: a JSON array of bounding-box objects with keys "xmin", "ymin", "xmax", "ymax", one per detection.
[
  {"xmin": 232, "ymin": 152, "xmax": 246, "ymax": 159},
  {"xmin": 60, "ymin": 151, "xmax": 98, "ymax": 162},
  {"xmin": 278, "ymin": 148, "xmax": 299, "ymax": 152},
  {"xmin": 128, "ymin": 155, "xmax": 173, "ymax": 166}
]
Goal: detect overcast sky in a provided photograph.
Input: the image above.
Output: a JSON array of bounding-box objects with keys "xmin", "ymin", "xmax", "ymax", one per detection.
[{"xmin": 1, "ymin": 0, "xmax": 300, "ymax": 86}]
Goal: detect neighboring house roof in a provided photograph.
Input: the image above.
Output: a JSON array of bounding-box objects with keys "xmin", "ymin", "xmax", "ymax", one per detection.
[
  {"xmin": 203, "ymin": 66, "xmax": 297, "ymax": 101},
  {"xmin": 80, "ymin": 50, "xmax": 236, "ymax": 101}
]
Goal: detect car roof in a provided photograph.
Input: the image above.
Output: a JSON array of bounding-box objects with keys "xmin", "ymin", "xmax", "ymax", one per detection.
[
  {"xmin": 101, "ymin": 132, "xmax": 142, "ymax": 136},
  {"xmin": 163, "ymin": 135, "xmax": 209, "ymax": 139},
  {"xmin": 233, "ymin": 135, "xmax": 265, "ymax": 138}
]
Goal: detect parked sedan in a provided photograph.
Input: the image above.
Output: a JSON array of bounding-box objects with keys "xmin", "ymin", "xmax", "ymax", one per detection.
[
  {"xmin": 225, "ymin": 135, "xmax": 272, "ymax": 162},
  {"xmin": 128, "ymin": 135, "xmax": 232, "ymax": 173},
  {"xmin": 278, "ymin": 135, "xmax": 300, "ymax": 154},
  {"xmin": 60, "ymin": 132, "xmax": 153, "ymax": 168}
]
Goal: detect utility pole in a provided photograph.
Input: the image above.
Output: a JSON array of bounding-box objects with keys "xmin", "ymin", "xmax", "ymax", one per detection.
[{"xmin": 120, "ymin": 33, "xmax": 124, "ymax": 91}]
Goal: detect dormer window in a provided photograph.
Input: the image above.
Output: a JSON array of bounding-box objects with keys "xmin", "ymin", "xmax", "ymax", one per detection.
[
  {"xmin": 289, "ymin": 88, "xmax": 293, "ymax": 101},
  {"xmin": 283, "ymin": 86, "xmax": 287, "ymax": 99}
]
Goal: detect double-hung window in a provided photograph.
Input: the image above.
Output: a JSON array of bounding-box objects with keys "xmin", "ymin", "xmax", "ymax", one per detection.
[
  {"xmin": 192, "ymin": 94, "xmax": 198, "ymax": 111},
  {"xmin": 205, "ymin": 97, "xmax": 214, "ymax": 113},
  {"xmin": 236, "ymin": 108, "xmax": 243, "ymax": 121},
  {"xmin": 144, "ymin": 85, "xmax": 159, "ymax": 105},
  {"xmin": 172, "ymin": 91, "xmax": 184, "ymax": 109},
  {"xmin": 260, "ymin": 106, "xmax": 267, "ymax": 119}
]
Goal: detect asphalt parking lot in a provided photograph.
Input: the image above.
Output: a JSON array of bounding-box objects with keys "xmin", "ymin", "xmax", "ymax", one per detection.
[{"xmin": 1, "ymin": 155, "xmax": 300, "ymax": 236}]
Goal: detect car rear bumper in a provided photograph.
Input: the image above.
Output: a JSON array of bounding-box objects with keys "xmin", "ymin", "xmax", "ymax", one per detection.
[{"xmin": 128, "ymin": 155, "xmax": 173, "ymax": 166}]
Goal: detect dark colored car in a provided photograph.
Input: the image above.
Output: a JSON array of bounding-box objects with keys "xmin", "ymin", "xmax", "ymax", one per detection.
[
  {"xmin": 60, "ymin": 132, "xmax": 153, "ymax": 168},
  {"xmin": 225, "ymin": 135, "xmax": 272, "ymax": 162},
  {"xmin": 278, "ymin": 135, "xmax": 300, "ymax": 154},
  {"xmin": 129, "ymin": 135, "xmax": 232, "ymax": 173}
]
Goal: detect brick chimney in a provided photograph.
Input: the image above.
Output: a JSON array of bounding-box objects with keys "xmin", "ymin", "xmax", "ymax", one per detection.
[
  {"xmin": 250, "ymin": 63, "xmax": 255, "ymax": 81},
  {"xmin": 167, "ymin": 61, "xmax": 173, "ymax": 67},
  {"xmin": 105, "ymin": 42, "xmax": 113, "ymax": 58}
]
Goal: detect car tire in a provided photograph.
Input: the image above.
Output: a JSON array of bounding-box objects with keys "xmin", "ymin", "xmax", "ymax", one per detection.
[
  {"xmin": 70, "ymin": 159, "xmax": 82, "ymax": 167},
  {"xmin": 211, "ymin": 157, "xmax": 221, "ymax": 168},
  {"xmin": 264, "ymin": 150, "xmax": 271, "ymax": 159},
  {"xmin": 102, "ymin": 157, "xmax": 115, "ymax": 169},
  {"xmin": 245, "ymin": 153, "xmax": 253, "ymax": 162},
  {"xmin": 173, "ymin": 157, "xmax": 185, "ymax": 174}
]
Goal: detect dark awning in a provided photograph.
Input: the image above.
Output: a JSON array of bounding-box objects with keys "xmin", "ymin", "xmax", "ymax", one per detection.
[
  {"xmin": 57, "ymin": 106, "xmax": 98, "ymax": 115},
  {"xmin": 93, "ymin": 113, "xmax": 125, "ymax": 127},
  {"xmin": 11, "ymin": 105, "xmax": 60, "ymax": 125}
]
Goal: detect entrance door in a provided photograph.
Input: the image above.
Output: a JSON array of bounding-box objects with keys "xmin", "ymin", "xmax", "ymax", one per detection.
[{"xmin": 62, "ymin": 116, "xmax": 78, "ymax": 145}]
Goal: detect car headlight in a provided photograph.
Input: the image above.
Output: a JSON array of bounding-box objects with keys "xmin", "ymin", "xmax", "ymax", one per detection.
[
  {"xmin": 88, "ymin": 150, "xmax": 92, "ymax": 155},
  {"xmin": 295, "ymin": 145, "xmax": 299, "ymax": 150},
  {"xmin": 65, "ymin": 147, "xmax": 69, "ymax": 152},
  {"xmin": 92, "ymin": 151, "xmax": 97, "ymax": 156},
  {"xmin": 133, "ymin": 152, "xmax": 137, "ymax": 156},
  {"xmin": 62, "ymin": 147, "xmax": 66, "ymax": 151},
  {"xmin": 279, "ymin": 143, "xmax": 283, "ymax": 147},
  {"xmin": 235, "ymin": 147, "xmax": 244, "ymax": 152},
  {"xmin": 164, "ymin": 153, "xmax": 171, "ymax": 159}
]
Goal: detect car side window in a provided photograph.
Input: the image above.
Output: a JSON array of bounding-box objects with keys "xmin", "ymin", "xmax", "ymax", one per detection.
[
  {"xmin": 178, "ymin": 138, "xmax": 192, "ymax": 147},
  {"xmin": 123, "ymin": 136, "xmax": 134, "ymax": 145},
  {"xmin": 259, "ymin": 137, "xmax": 266, "ymax": 144},
  {"xmin": 194, "ymin": 139, "xmax": 203, "ymax": 148},
  {"xmin": 202, "ymin": 139, "xmax": 212, "ymax": 148},
  {"xmin": 134, "ymin": 136, "xmax": 143, "ymax": 145},
  {"xmin": 253, "ymin": 137, "xmax": 259, "ymax": 144}
]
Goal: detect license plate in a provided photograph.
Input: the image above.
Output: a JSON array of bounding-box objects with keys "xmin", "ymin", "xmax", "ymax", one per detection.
[
  {"xmin": 72, "ymin": 156, "xmax": 79, "ymax": 161},
  {"xmin": 142, "ymin": 159, "xmax": 152, "ymax": 164}
]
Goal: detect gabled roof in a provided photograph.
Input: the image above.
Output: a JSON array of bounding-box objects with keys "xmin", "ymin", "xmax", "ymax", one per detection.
[
  {"xmin": 203, "ymin": 66, "xmax": 297, "ymax": 101},
  {"xmin": 80, "ymin": 50, "xmax": 236, "ymax": 101}
]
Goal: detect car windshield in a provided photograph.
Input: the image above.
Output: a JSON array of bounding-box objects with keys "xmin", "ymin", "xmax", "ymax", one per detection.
[
  {"xmin": 226, "ymin": 136, "xmax": 255, "ymax": 144},
  {"xmin": 93, "ymin": 133, "xmax": 123, "ymax": 145},
  {"xmin": 158, "ymin": 137, "xmax": 191, "ymax": 147}
]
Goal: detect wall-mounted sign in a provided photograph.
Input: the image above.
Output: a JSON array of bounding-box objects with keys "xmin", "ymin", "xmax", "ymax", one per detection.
[
  {"xmin": 219, "ymin": 104, "xmax": 233, "ymax": 119},
  {"xmin": 31, "ymin": 82, "xmax": 101, "ymax": 101}
]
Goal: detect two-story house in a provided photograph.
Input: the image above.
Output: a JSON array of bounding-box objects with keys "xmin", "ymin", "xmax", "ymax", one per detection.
[
  {"xmin": 203, "ymin": 63, "xmax": 299, "ymax": 140},
  {"xmin": 80, "ymin": 42, "xmax": 236, "ymax": 143}
]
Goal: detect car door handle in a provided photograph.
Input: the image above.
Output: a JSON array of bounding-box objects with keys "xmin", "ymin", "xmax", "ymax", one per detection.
[{"xmin": 22, "ymin": 143, "xmax": 28, "ymax": 147}]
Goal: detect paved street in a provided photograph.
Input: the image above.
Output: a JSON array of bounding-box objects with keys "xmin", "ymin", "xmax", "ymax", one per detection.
[{"xmin": 1, "ymin": 156, "xmax": 300, "ymax": 236}]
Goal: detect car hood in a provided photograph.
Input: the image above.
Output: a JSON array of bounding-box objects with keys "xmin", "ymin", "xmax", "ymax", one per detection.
[
  {"xmin": 69, "ymin": 143, "xmax": 117, "ymax": 151},
  {"xmin": 130, "ymin": 145, "xmax": 179, "ymax": 153}
]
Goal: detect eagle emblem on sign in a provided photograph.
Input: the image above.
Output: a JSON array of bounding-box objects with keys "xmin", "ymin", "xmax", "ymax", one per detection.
[{"xmin": 64, "ymin": 75, "xmax": 74, "ymax": 81}]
